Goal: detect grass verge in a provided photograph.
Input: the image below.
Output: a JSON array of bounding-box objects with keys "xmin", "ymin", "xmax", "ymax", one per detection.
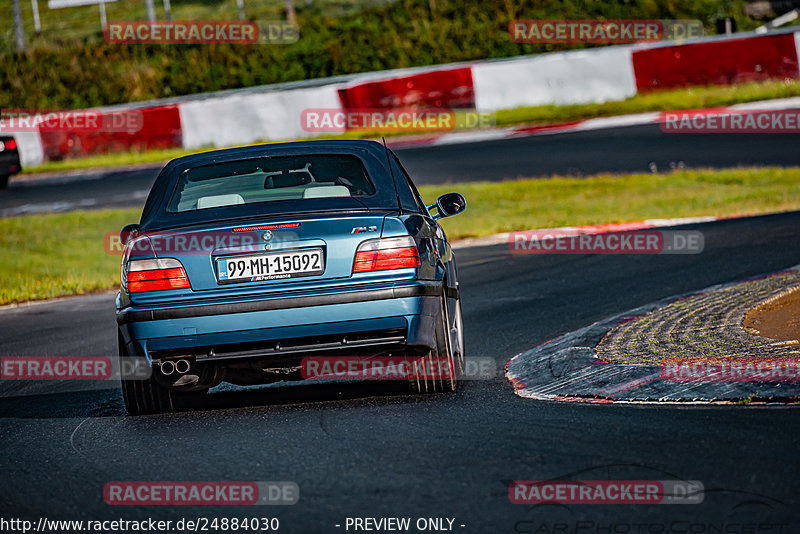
[
  {"xmin": 0, "ymin": 208, "xmax": 140, "ymax": 305},
  {"xmin": 423, "ymin": 166, "xmax": 800, "ymax": 239},
  {"xmin": 2, "ymin": 166, "xmax": 800, "ymax": 305},
  {"xmin": 21, "ymin": 80, "xmax": 800, "ymax": 176}
]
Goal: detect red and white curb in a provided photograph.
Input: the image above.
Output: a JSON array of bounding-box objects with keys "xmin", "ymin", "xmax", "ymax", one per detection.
[
  {"xmin": 504, "ymin": 262, "xmax": 800, "ymax": 404},
  {"xmin": 452, "ymin": 216, "xmax": 719, "ymax": 250},
  {"xmin": 389, "ymin": 96, "xmax": 800, "ymax": 150}
]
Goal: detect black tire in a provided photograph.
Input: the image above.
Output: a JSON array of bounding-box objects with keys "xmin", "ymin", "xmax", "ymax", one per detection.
[
  {"xmin": 437, "ymin": 291, "xmax": 457, "ymax": 392},
  {"xmin": 0, "ymin": 174, "xmax": 8, "ymax": 189},
  {"xmin": 409, "ymin": 290, "xmax": 457, "ymax": 393},
  {"xmin": 118, "ymin": 331, "xmax": 181, "ymax": 415},
  {"xmin": 452, "ymin": 295, "xmax": 466, "ymax": 375}
]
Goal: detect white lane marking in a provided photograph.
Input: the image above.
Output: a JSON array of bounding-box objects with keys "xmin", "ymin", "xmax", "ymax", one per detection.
[
  {"xmin": 2, "ymin": 198, "xmax": 98, "ymax": 215},
  {"xmin": 430, "ymin": 128, "xmax": 516, "ymax": 146},
  {"xmin": 572, "ymin": 112, "xmax": 662, "ymax": 132},
  {"xmin": 452, "ymin": 216, "xmax": 720, "ymax": 250},
  {"xmin": 111, "ymin": 190, "xmax": 149, "ymax": 202},
  {"xmin": 730, "ymin": 96, "xmax": 800, "ymax": 111},
  {"xmin": 12, "ymin": 172, "xmax": 107, "ymax": 188},
  {"xmin": 2, "ymin": 190, "xmax": 148, "ymax": 216},
  {"xmin": 14, "ymin": 164, "xmax": 162, "ymax": 188}
]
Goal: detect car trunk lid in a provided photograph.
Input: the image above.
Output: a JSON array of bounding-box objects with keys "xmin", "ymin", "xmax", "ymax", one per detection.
[{"xmin": 146, "ymin": 213, "xmax": 388, "ymax": 291}]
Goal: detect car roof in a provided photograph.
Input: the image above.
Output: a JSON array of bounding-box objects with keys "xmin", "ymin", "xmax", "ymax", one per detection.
[{"xmin": 165, "ymin": 139, "xmax": 391, "ymax": 170}]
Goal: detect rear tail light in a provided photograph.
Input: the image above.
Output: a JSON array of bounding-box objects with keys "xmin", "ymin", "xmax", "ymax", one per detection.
[
  {"xmin": 5, "ymin": 139, "xmax": 17, "ymax": 150},
  {"xmin": 353, "ymin": 236, "xmax": 420, "ymax": 273},
  {"xmin": 123, "ymin": 258, "xmax": 191, "ymax": 293}
]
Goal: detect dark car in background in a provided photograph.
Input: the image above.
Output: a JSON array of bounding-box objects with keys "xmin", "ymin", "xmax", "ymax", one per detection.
[
  {"xmin": 116, "ymin": 140, "xmax": 467, "ymax": 414},
  {"xmin": 0, "ymin": 136, "xmax": 21, "ymax": 188}
]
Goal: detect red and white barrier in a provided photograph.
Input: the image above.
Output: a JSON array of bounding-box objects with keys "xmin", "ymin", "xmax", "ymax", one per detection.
[
  {"xmin": 13, "ymin": 105, "xmax": 181, "ymax": 168},
  {"xmin": 38, "ymin": 105, "xmax": 182, "ymax": 161},
  {"xmin": 632, "ymin": 33, "xmax": 799, "ymax": 91},
  {"xmin": 473, "ymin": 46, "xmax": 637, "ymax": 111},
  {"xmin": 13, "ymin": 132, "xmax": 44, "ymax": 169},
  {"xmin": 178, "ymin": 85, "xmax": 342, "ymax": 149},
  {"xmin": 338, "ymin": 67, "xmax": 475, "ymax": 110},
  {"xmin": 11, "ymin": 29, "xmax": 800, "ymax": 168}
]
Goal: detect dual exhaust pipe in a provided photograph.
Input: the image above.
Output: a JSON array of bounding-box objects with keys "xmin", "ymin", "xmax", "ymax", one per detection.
[{"xmin": 160, "ymin": 359, "xmax": 191, "ymax": 376}]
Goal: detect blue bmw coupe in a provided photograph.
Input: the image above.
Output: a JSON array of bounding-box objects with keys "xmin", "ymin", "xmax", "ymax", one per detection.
[{"xmin": 116, "ymin": 140, "xmax": 466, "ymax": 414}]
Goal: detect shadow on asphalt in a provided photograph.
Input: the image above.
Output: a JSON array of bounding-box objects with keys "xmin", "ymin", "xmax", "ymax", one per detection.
[{"xmin": 0, "ymin": 379, "xmax": 434, "ymax": 418}]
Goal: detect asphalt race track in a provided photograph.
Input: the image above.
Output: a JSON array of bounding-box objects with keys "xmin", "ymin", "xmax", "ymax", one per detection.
[
  {"xmin": 1, "ymin": 211, "xmax": 800, "ymax": 530},
  {"xmin": 3, "ymin": 122, "xmax": 800, "ymax": 217}
]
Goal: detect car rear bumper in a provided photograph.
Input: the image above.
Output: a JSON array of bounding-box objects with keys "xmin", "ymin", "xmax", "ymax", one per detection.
[
  {"xmin": 0, "ymin": 152, "xmax": 21, "ymax": 176},
  {"xmin": 117, "ymin": 280, "xmax": 451, "ymax": 363}
]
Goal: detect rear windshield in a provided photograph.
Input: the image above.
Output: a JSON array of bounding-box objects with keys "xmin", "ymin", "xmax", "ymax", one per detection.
[{"xmin": 167, "ymin": 154, "xmax": 376, "ymax": 213}]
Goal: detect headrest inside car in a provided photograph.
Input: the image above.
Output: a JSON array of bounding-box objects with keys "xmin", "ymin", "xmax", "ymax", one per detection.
[
  {"xmin": 302, "ymin": 185, "xmax": 351, "ymax": 198},
  {"xmin": 196, "ymin": 194, "xmax": 245, "ymax": 209}
]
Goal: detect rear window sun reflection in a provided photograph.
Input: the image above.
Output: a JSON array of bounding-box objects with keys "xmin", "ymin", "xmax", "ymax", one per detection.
[{"xmin": 168, "ymin": 154, "xmax": 376, "ymax": 212}]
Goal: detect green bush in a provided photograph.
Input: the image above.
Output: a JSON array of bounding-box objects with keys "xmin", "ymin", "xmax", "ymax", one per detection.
[{"xmin": 1, "ymin": 0, "xmax": 758, "ymax": 109}]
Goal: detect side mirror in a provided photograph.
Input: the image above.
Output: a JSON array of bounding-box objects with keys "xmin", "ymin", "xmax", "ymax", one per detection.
[
  {"xmin": 428, "ymin": 192, "xmax": 466, "ymax": 220},
  {"xmin": 120, "ymin": 223, "xmax": 140, "ymax": 245}
]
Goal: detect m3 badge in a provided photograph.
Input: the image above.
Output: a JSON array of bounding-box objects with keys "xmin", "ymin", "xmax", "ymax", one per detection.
[{"xmin": 351, "ymin": 226, "xmax": 378, "ymax": 234}]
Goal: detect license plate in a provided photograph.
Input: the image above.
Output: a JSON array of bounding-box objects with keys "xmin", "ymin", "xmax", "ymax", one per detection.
[{"xmin": 216, "ymin": 249, "xmax": 324, "ymax": 283}]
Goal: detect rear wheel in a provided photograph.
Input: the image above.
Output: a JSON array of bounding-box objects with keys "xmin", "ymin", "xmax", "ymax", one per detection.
[
  {"xmin": 452, "ymin": 295, "xmax": 466, "ymax": 375},
  {"xmin": 118, "ymin": 332, "xmax": 181, "ymax": 415},
  {"xmin": 0, "ymin": 174, "xmax": 9, "ymax": 189},
  {"xmin": 437, "ymin": 291, "xmax": 457, "ymax": 392},
  {"xmin": 409, "ymin": 290, "xmax": 457, "ymax": 393}
]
